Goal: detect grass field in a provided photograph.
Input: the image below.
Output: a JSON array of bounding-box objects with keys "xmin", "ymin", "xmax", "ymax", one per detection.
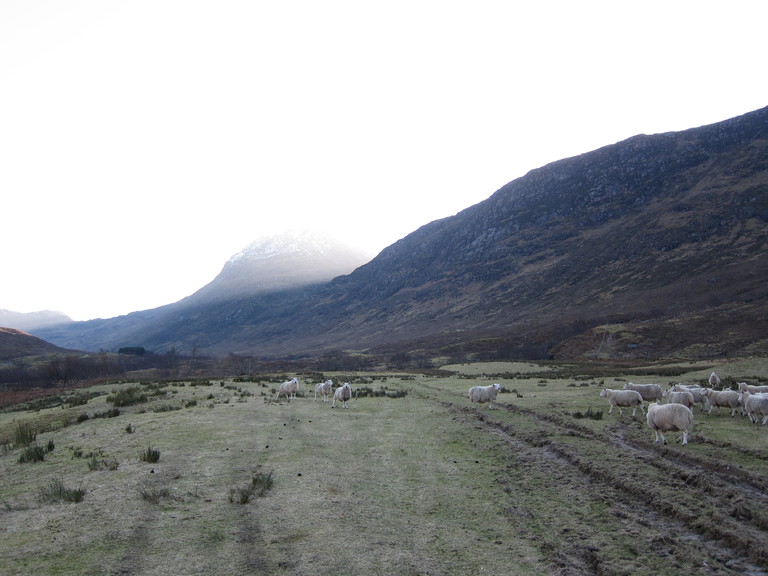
[{"xmin": 1, "ymin": 360, "xmax": 767, "ymax": 575}]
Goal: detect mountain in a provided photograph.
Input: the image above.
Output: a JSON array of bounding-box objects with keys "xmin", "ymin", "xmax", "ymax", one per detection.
[
  {"xmin": 0, "ymin": 309, "xmax": 72, "ymax": 332},
  {"xmin": 33, "ymin": 106, "xmax": 768, "ymax": 360},
  {"xmin": 31, "ymin": 231, "xmax": 374, "ymax": 354},
  {"xmin": 181, "ymin": 230, "xmax": 373, "ymax": 305},
  {"xmin": 0, "ymin": 327, "xmax": 77, "ymax": 360}
]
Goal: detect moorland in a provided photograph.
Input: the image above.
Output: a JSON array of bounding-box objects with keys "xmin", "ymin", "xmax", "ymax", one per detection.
[{"xmin": 1, "ymin": 358, "xmax": 767, "ymax": 576}]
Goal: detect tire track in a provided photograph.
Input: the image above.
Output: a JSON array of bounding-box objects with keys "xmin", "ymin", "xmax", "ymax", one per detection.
[{"xmin": 434, "ymin": 394, "xmax": 768, "ymax": 575}]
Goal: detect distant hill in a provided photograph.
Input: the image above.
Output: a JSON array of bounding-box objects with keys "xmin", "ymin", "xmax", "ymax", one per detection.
[
  {"xmin": 33, "ymin": 106, "xmax": 768, "ymax": 361},
  {"xmin": 0, "ymin": 309, "xmax": 71, "ymax": 332},
  {"xmin": 0, "ymin": 327, "xmax": 77, "ymax": 360}
]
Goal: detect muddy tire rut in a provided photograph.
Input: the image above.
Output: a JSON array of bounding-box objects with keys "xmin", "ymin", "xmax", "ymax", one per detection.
[{"xmin": 438, "ymin": 396, "xmax": 768, "ymax": 576}]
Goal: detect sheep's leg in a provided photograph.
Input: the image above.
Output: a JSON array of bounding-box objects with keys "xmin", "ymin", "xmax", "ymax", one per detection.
[{"xmin": 681, "ymin": 431, "xmax": 688, "ymax": 445}]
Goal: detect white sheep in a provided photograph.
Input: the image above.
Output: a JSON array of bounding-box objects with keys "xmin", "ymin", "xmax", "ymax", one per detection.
[
  {"xmin": 661, "ymin": 389, "xmax": 695, "ymax": 409},
  {"xmin": 737, "ymin": 382, "xmax": 768, "ymax": 394},
  {"xmin": 622, "ymin": 382, "xmax": 663, "ymax": 402},
  {"xmin": 332, "ymin": 382, "xmax": 352, "ymax": 408},
  {"xmin": 670, "ymin": 384, "xmax": 709, "ymax": 411},
  {"xmin": 702, "ymin": 389, "xmax": 740, "ymax": 416},
  {"xmin": 739, "ymin": 391, "xmax": 768, "ymax": 425},
  {"xmin": 315, "ymin": 380, "xmax": 333, "ymax": 402},
  {"xmin": 646, "ymin": 402, "xmax": 694, "ymax": 445},
  {"xmin": 709, "ymin": 371, "xmax": 721, "ymax": 388},
  {"xmin": 276, "ymin": 377, "xmax": 299, "ymax": 401},
  {"xmin": 599, "ymin": 388, "xmax": 645, "ymax": 416},
  {"xmin": 468, "ymin": 383, "xmax": 502, "ymax": 409}
]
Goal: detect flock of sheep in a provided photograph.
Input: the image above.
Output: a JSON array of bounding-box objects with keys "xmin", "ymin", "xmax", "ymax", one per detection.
[
  {"xmin": 599, "ymin": 372, "xmax": 768, "ymax": 446},
  {"xmin": 275, "ymin": 372, "xmax": 766, "ymax": 447},
  {"xmin": 275, "ymin": 377, "xmax": 352, "ymax": 408}
]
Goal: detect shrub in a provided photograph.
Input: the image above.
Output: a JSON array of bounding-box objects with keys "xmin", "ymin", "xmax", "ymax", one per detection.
[
  {"xmin": 40, "ymin": 477, "xmax": 86, "ymax": 503},
  {"xmin": 140, "ymin": 445, "xmax": 160, "ymax": 463}
]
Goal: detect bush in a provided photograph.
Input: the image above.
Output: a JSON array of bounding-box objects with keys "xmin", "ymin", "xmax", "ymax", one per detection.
[{"xmin": 39, "ymin": 477, "xmax": 86, "ymax": 503}]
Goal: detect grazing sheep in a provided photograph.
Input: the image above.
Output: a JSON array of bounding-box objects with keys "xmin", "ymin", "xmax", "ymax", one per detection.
[
  {"xmin": 646, "ymin": 402, "xmax": 694, "ymax": 445},
  {"xmin": 276, "ymin": 377, "xmax": 300, "ymax": 401},
  {"xmin": 670, "ymin": 384, "xmax": 709, "ymax": 411},
  {"xmin": 623, "ymin": 382, "xmax": 663, "ymax": 402},
  {"xmin": 662, "ymin": 389, "xmax": 695, "ymax": 409},
  {"xmin": 315, "ymin": 380, "xmax": 333, "ymax": 402},
  {"xmin": 332, "ymin": 382, "xmax": 352, "ymax": 408},
  {"xmin": 599, "ymin": 388, "xmax": 645, "ymax": 416},
  {"xmin": 737, "ymin": 382, "xmax": 768, "ymax": 394},
  {"xmin": 709, "ymin": 371, "xmax": 721, "ymax": 388},
  {"xmin": 468, "ymin": 383, "xmax": 502, "ymax": 409},
  {"xmin": 740, "ymin": 392, "xmax": 768, "ymax": 424},
  {"xmin": 702, "ymin": 389, "xmax": 740, "ymax": 416}
]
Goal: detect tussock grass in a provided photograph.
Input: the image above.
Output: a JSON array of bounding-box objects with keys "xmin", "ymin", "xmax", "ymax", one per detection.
[
  {"xmin": 107, "ymin": 386, "xmax": 147, "ymax": 407},
  {"xmin": 138, "ymin": 483, "xmax": 173, "ymax": 504},
  {"xmin": 13, "ymin": 422, "xmax": 37, "ymax": 447},
  {"xmin": 18, "ymin": 445, "xmax": 46, "ymax": 463},
  {"xmin": 39, "ymin": 477, "xmax": 85, "ymax": 503},
  {"xmin": 139, "ymin": 445, "xmax": 160, "ymax": 463}
]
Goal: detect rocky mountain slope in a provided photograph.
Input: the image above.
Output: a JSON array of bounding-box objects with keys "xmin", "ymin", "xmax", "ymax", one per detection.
[{"xmin": 33, "ymin": 106, "xmax": 768, "ymax": 360}]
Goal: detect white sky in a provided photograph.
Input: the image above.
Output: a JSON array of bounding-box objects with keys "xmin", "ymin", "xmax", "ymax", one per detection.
[{"xmin": 1, "ymin": 1, "xmax": 766, "ymax": 321}]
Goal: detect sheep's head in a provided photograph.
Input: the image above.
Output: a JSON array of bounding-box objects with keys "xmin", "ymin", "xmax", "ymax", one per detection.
[{"xmin": 493, "ymin": 383, "xmax": 501, "ymax": 391}]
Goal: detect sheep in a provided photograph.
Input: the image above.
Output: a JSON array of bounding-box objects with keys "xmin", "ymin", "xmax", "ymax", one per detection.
[
  {"xmin": 332, "ymin": 382, "xmax": 352, "ymax": 408},
  {"xmin": 468, "ymin": 383, "xmax": 502, "ymax": 409},
  {"xmin": 315, "ymin": 380, "xmax": 333, "ymax": 402},
  {"xmin": 709, "ymin": 371, "xmax": 721, "ymax": 388},
  {"xmin": 702, "ymin": 388, "xmax": 740, "ymax": 416},
  {"xmin": 599, "ymin": 388, "xmax": 645, "ymax": 417},
  {"xmin": 662, "ymin": 389, "xmax": 695, "ymax": 409},
  {"xmin": 670, "ymin": 384, "xmax": 710, "ymax": 412},
  {"xmin": 737, "ymin": 382, "xmax": 768, "ymax": 394},
  {"xmin": 276, "ymin": 377, "xmax": 299, "ymax": 401},
  {"xmin": 622, "ymin": 382, "xmax": 663, "ymax": 402},
  {"xmin": 646, "ymin": 402, "xmax": 694, "ymax": 445},
  {"xmin": 739, "ymin": 392, "xmax": 768, "ymax": 425}
]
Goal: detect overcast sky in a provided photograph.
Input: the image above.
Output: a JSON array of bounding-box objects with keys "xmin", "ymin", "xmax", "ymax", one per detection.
[{"xmin": 1, "ymin": 1, "xmax": 766, "ymax": 321}]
